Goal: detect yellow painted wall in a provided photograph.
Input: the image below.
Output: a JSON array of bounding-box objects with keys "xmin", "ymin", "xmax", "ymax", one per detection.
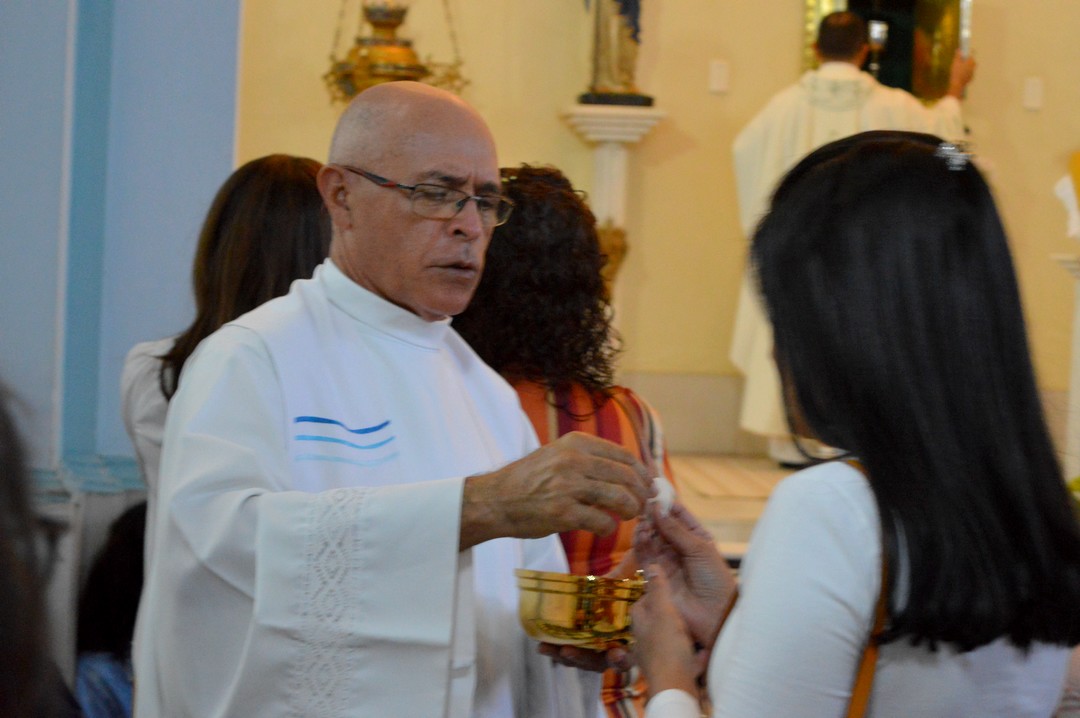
[
  {"xmin": 963, "ymin": 0, "xmax": 1080, "ymax": 396},
  {"xmin": 238, "ymin": 0, "xmax": 1080, "ymax": 392}
]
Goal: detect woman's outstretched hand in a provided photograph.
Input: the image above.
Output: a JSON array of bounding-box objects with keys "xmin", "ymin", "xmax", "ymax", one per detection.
[
  {"xmin": 630, "ymin": 565, "xmax": 704, "ymax": 699},
  {"xmin": 633, "ymin": 502, "xmax": 737, "ymax": 651}
]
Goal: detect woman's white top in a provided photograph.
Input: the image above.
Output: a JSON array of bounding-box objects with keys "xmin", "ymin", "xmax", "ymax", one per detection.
[
  {"xmin": 120, "ymin": 336, "xmax": 175, "ymax": 492},
  {"xmin": 646, "ymin": 461, "xmax": 1070, "ymax": 717}
]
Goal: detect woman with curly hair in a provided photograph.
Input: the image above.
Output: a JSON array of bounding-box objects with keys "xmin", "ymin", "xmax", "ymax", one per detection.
[{"xmin": 453, "ymin": 163, "xmax": 674, "ymax": 717}]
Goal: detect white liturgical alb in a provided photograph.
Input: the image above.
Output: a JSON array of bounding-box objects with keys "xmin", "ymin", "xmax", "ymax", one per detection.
[{"xmin": 133, "ymin": 260, "xmax": 597, "ymax": 717}]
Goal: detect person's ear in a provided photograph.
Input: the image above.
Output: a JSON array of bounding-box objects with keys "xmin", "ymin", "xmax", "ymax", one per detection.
[
  {"xmin": 318, "ymin": 165, "xmax": 352, "ymax": 229},
  {"xmin": 853, "ymin": 44, "xmax": 870, "ymax": 67}
]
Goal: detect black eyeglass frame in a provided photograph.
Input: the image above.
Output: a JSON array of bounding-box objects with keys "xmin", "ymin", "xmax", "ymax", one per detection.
[{"xmin": 336, "ymin": 164, "xmax": 514, "ymax": 227}]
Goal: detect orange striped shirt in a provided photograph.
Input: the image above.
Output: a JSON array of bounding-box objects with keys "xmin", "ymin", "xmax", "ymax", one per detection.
[{"xmin": 513, "ymin": 379, "xmax": 675, "ymax": 717}]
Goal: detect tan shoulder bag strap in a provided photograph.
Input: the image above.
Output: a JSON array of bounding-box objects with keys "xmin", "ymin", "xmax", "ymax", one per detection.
[
  {"xmin": 847, "ymin": 561, "xmax": 888, "ymax": 717},
  {"xmin": 845, "ymin": 459, "xmax": 888, "ymax": 718}
]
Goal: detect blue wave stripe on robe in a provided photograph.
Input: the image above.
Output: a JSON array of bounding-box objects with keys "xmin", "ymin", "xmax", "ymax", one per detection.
[
  {"xmin": 294, "ymin": 434, "xmax": 395, "ymax": 451},
  {"xmin": 293, "ymin": 416, "xmax": 391, "ymax": 434}
]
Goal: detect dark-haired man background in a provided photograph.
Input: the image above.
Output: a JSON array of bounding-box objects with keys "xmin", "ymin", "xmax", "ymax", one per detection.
[{"xmin": 729, "ymin": 10, "xmax": 976, "ymax": 467}]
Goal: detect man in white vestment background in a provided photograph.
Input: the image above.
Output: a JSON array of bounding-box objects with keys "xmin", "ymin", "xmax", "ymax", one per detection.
[
  {"xmin": 133, "ymin": 81, "xmax": 653, "ymax": 717},
  {"xmin": 729, "ymin": 11, "xmax": 976, "ymax": 466}
]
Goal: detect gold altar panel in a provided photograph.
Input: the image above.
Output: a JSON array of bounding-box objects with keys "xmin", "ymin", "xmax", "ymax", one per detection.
[{"xmin": 803, "ymin": 0, "xmax": 972, "ymax": 101}]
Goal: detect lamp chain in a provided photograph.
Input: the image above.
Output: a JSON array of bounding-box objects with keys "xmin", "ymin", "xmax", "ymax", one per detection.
[
  {"xmin": 442, "ymin": 0, "xmax": 463, "ymax": 66},
  {"xmin": 329, "ymin": 0, "xmax": 350, "ymax": 60}
]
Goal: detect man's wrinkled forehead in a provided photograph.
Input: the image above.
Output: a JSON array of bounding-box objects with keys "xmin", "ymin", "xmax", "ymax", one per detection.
[
  {"xmin": 381, "ymin": 120, "xmax": 499, "ymax": 185},
  {"xmin": 413, "ymin": 168, "xmax": 501, "ymax": 195}
]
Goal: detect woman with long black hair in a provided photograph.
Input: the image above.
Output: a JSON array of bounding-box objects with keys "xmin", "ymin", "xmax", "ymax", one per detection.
[{"xmin": 631, "ymin": 131, "xmax": 1080, "ymax": 717}]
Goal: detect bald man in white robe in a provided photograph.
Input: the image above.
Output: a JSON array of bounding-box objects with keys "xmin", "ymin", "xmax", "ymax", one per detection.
[{"xmin": 133, "ymin": 81, "xmax": 652, "ymax": 718}]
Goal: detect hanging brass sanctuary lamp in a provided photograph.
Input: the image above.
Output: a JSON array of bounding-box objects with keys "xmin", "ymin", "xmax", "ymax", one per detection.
[{"xmin": 323, "ymin": 1, "xmax": 469, "ymax": 103}]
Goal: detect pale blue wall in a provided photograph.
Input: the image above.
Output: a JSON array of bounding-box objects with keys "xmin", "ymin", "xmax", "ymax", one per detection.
[
  {"xmin": 0, "ymin": 0, "xmax": 73, "ymax": 468},
  {"xmin": 0, "ymin": 0, "xmax": 239, "ymax": 479},
  {"xmin": 94, "ymin": 1, "xmax": 240, "ymax": 458}
]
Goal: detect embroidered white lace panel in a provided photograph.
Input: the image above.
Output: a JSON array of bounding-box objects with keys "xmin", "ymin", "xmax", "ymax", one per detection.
[{"xmin": 288, "ymin": 487, "xmax": 367, "ymax": 717}]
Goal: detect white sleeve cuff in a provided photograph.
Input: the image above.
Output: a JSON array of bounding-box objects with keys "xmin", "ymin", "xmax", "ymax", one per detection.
[{"xmin": 644, "ymin": 688, "xmax": 701, "ymax": 717}]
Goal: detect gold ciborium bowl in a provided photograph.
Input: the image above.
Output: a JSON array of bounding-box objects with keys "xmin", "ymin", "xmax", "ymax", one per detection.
[{"xmin": 514, "ymin": 568, "xmax": 646, "ymax": 650}]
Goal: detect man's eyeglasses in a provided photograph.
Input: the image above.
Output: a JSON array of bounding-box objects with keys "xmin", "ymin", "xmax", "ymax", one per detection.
[{"xmin": 337, "ymin": 165, "xmax": 514, "ymax": 227}]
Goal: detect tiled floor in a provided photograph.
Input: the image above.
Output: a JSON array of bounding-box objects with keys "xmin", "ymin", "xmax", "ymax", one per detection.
[{"xmin": 668, "ymin": 454, "xmax": 792, "ymax": 560}]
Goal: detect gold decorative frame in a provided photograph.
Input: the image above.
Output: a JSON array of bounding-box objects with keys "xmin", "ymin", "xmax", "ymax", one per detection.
[
  {"xmin": 802, "ymin": 0, "xmax": 851, "ymax": 71},
  {"xmin": 802, "ymin": 0, "xmax": 972, "ymax": 101}
]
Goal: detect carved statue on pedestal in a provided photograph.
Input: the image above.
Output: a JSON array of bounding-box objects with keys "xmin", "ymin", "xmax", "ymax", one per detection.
[
  {"xmin": 597, "ymin": 221, "xmax": 628, "ymax": 298},
  {"xmin": 581, "ymin": 0, "xmax": 653, "ymax": 106}
]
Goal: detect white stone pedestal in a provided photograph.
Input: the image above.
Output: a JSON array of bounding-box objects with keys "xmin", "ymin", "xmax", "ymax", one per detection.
[
  {"xmin": 562, "ymin": 104, "xmax": 665, "ymax": 227},
  {"xmin": 1054, "ymin": 253, "xmax": 1080, "ymax": 479}
]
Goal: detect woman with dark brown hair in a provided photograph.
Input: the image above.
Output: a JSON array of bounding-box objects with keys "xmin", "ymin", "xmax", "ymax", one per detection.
[
  {"xmin": 121, "ymin": 154, "xmax": 331, "ymax": 494},
  {"xmin": 89, "ymin": 154, "xmax": 331, "ymax": 716}
]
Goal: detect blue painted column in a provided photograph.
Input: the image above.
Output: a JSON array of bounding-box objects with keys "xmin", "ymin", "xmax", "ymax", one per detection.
[
  {"xmin": 93, "ymin": 0, "xmax": 241, "ymax": 463},
  {"xmin": 0, "ymin": 0, "xmax": 239, "ymax": 489}
]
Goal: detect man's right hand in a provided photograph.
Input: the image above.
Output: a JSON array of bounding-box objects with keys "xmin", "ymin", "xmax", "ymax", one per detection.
[
  {"xmin": 947, "ymin": 49, "xmax": 976, "ymax": 98},
  {"xmin": 459, "ymin": 432, "xmax": 653, "ymax": 550}
]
